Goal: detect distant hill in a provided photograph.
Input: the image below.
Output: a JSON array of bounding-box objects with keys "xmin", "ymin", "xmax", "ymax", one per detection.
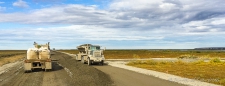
[{"xmin": 195, "ymin": 47, "xmax": 225, "ymax": 50}]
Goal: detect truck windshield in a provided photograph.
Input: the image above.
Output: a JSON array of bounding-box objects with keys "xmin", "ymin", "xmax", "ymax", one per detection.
[{"xmin": 90, "ymin": 46, "xmax": 100, "ymax": 50}]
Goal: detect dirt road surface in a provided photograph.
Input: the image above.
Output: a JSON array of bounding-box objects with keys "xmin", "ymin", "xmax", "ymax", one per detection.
[
  {"xmin": 93, "ymin": 65, "xmax": 185, "ymax": 86},
  {"xmin": 0, "ymin": 51, "xmax": 186, "ymax": 86},
  {"xmin": 0, "ymin": 51, "xmax": 112, "ymax": 86}
]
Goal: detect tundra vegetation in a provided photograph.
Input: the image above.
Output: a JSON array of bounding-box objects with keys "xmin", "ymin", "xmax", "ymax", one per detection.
[
  {"xmin": 0, "ymin": 50, "xmax": 26, "ymax": 66},
  {"xmin": 59, "ymin": 49, "xmax": 225, "ymax": 85},
  {"xmin": 2, "ymin": 49, "xmax": 225, "ymax": 85},
  {"xmin": 127, "ymin": 58, "xmax": 225, "ymax": 86},
  {"xmin": 59, "ymin": 49, "xmax": 225, "ymax": 59}
]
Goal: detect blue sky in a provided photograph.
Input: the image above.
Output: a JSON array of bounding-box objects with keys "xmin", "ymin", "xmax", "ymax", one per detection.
[{"xmin": 0, "ymin": 0, "xmax": 225, "ymax": 50}]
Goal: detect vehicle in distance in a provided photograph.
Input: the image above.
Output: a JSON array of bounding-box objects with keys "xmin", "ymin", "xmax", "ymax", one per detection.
[
  {"xmin": 24, "ymin": 42, "xmax": 52, "ymax": 72},
  {"xmin": 75, "ymin": 44, "xmax": 105, "ymax": 65}
]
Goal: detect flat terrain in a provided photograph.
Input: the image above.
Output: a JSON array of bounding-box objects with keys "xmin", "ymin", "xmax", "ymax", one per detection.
[
  {"xmin": 0, "ymin": 50, "xmax": 26, "ymax": 66},
  {"xmin": 93, "ymin": 65, "xmax": 185, "ymax": 86},
  {"xmin": 0, "ymin": 51, "xmax": 188, "ymax": 86},
  {"xmin": 127, "ymin": 60, "xmax": 225, "ymax": 85},
  {"xmin": 59, "ymin": 50, "xmax": 224, "ymax": 86},
  {"xmin": 0, "ymin": 51, "xmax": 112, "ymax": 86},
  {"xmin": 58, "ymin": 49, "xmax": 225, "ymax": 59}
]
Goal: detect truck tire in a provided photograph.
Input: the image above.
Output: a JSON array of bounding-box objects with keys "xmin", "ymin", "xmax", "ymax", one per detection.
[
  {"xmin": 101, "ymin": 60, "xmax": 104, "ymax": 66},
  {"xmin": 88, "ymin": 58, "xmax": 91, "ymax": 66},
  {"xmin": 24, "ymin": 70, "xmax": 32, "ymax": 73},
  {"xmin": 81, "ymin": 57, "xmax": 85, "ymax": 64},
  {"xmin": 45, "ymin": 69, "xmax": 51, "ymax": 72},
  {"xmin": 75, "ymin": 55, "xmax": 78, "ymax": 60}
]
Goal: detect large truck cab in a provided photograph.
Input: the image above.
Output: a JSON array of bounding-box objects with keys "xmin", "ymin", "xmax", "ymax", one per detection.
[{"xmin": 76, "ymin": 44, "xmax": 105, "ymax": 65}]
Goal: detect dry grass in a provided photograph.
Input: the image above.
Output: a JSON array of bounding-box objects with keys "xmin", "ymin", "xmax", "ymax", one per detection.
[
  {"xmin": 0, "ymin": 54, "xmax": 26, "ymax": 66},
  {"xmin": 0, "ymin": 50, "xmax": 26, "ymax": 57},
  {"xmin": 59, "ymin": 50, "xmax": 225, "ymax": 59},
  {"xmin": 0, "ymin": 50, "xmax": 26, "ymax": 66},
  {"xmin": 127, "ymin": 58, "xmax": 225, "ymax": 86}
]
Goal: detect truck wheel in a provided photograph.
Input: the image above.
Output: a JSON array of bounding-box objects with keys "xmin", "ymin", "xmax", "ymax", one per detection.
[
  {"xmin": 88, "ymin": 58, "xmax": 91, "ymax": 66},
  {"xmin": 75, "ymin": 56, "xmax": 78, "ymax": 60},
  {"xmin": 24, "ymin": 70, "xmax": 28, "ymax": 73},
  {"xmin": 101, "ymin": 61, "xmax": 104, "ymax": 66},
  {"xmin": 24, "ymin": 70, "xmax": 31, "ymax": 73},
  {"xmin": 45, "ymin": 69, "xmax": 51, "ymax": 72},
  {"xmin": 81, "ymin": 57, "xmax": 85, "ymax": 64}
]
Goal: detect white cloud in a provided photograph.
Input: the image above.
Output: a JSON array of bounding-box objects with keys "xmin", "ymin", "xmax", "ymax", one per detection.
[
  {"xmin": 0, "ymin": 25, "xmax": 164, "ymax": 41},
  {"xmin": 0, "ymin": 0, "xmax": 224, "ymax": 32},
  {"xmin": 0, "ymin": 6, "xmax": 6, "ymax": 11},
  {"xmin": 109, "ymin": 0, "xmax": 161, "ymax": 10},
  {"xmin": 0, "ymin": 2, "xmax": 5, "ymax": 4},
  {"xmin": 13, "ymin": 0, "xmax": 29, "ymax": 8},
  {"xmin": 1, "ymin": 23, "xmax": 224, "ymax": 49},
  {"xmin": 0, "ymin": 25, "xmax": 167, "ymax": 49},
  {"xmin": 33, "ymin": 0, "xmax": 62, "ymax": 3},
  {"xmin": 211, "ymin": 18, "xmax": 225, "ymax": 25},
  {"xmin": 1, "ymin": 0, "xmax": 225, "ymax": 49}
]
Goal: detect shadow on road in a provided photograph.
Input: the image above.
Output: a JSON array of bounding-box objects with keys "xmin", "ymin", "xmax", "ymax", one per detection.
[
  {"xmin": 27, "ymin": 61, "xmax": 64, "ymax": 73},
  {"xmin": 89, "ymin": 62, "xmax": 109, "ymax": 67}
]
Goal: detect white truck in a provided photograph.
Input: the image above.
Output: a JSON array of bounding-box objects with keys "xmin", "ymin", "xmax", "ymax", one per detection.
[
  {"xmin": 75, "ymin": 44, "xmax": 105, "ymax": 65},
  {"xmin": 24, "ymin": 42, "xmax": 52, "ymax": 72}
]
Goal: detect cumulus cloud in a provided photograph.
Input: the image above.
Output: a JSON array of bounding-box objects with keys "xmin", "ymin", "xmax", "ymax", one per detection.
[
  {"xmin": 0, "ymin": 25, "xmax": 165, "ymax": 49},
  {"xmin": 13, "ymin": 0, "xmax": 29, "ymax": 8},
  {"xmin": 1, "ymin": 23, "xmax": 224, "ymax": 49},
  {"xmin": 0, "ymin": 25, "xmax": 163, "ymax": 41},
  {"xmin": 0, "ymin": 6, "xmax": 6, "ymax": 11},
  {"xmin": 1, "ymin": 0, "xmax": 225, "ymax": 49},
  {"xmin": 0, "ymin": 0, "xmax": 224, "ymax": 32},
  {"xmin": 32, "ymin": 0, "xmax": 61, "ymax": 2},
  {"xmin": 0, "ymin": 2, "xmax": 6, "ymax": 11}
]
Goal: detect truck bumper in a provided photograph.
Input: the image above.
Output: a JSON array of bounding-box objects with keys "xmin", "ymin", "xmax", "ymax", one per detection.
[
  {"xmin": 45, "ymin": 62, "xmax": 52, "ymax": 69},
  {"xmin": 24, "ymin": 63, "xmax": 32, "ymax": 71},
  {"xmin": 24, "ymin": 59, "xmax": 52, "ymax": 71},
  {"xmin": 92, "ymin": 57, "xmax": 104, "ymax": 62}
]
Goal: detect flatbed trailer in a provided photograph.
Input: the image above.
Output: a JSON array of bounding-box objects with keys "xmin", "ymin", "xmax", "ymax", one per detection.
[
  {"xmin": 24, "ymin": 42, "xmax": 52, "ymax": 72},
  {"xmin": 24, "ymin": 59, "xmax": 52, "ymax": 72}
]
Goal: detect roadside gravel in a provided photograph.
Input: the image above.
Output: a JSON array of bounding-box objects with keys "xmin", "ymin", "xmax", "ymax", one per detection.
[
  {"xmin": 0, "ymin": 60, "xmax": 23, "ymax": 75},
  {"xmin": 106, "ymin": 61, "xmax": 221, "ymax": 86}
]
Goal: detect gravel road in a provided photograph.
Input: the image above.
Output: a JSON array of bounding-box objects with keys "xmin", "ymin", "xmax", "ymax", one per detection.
[
  {"xmin": 93, "ymin": 65, "xmax": 184, "ymax": 86},
  {"xmin": 0, "ymin": 51, "xmax": 220, "ymax": 86},
  {"xmin": 0, "ymin": 51, "xmax": 113, "ymax": 86}
]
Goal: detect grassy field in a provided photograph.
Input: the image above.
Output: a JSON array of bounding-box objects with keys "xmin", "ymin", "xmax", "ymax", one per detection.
[
  {"xmin": 1, "ymin": 49, "xmax": 225, "ymax": 85},
  {"xmin": 0, "ymin": 50, "xmax": 26, "ymax": 58},
  {"xmin": 59, "ymin": 49, "xmax": 225, "ymax": 85},
  {"xmin": 58, "ymin": 49, "xmax": 225, "ymax": 59},
  {"xmin": 127, "ymin": 59, "xmax": 225, "ymax": 86},
  {"xmin": 0, "ymin": 50, "xmax": 26, "ymax": 66}
]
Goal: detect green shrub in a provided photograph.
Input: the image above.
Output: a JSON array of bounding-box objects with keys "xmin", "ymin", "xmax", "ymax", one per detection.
[
  {"xmin": 159, "ymin": 61, "xmax": 168, "ymax": 65},
  {"xmin": 127, "ymin": 60, "xmax": 143, "ymax": 65},
  {"xmin": 146, "ymin": 60, "xmax": 158, "ymax": 65},
  {"xmin": 133, "ymin": 54, "xmax": 140, "ymax": 59},
  {"xmin": 210, "ymin": 58, "xmax": 221, "ymax": 63},
  {"xmin": 196, "ymin": 51, "xmax": 201, "ymax": 53},
  {"xmin": 219, "ymin": 78, "xmax": 225, "ymax": 85},
  {"xmin": 178, "ymin": 54, "xmax": 198, "ymax": 59},
  {"xmin": 193, "ymin": 60, "xmax": 205, "ymax": 64}
]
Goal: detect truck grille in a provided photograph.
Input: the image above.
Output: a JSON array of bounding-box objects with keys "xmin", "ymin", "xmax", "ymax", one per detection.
[{"xmin": 94, "ymin": 52, "xmax": 101, "ymax": 57}]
